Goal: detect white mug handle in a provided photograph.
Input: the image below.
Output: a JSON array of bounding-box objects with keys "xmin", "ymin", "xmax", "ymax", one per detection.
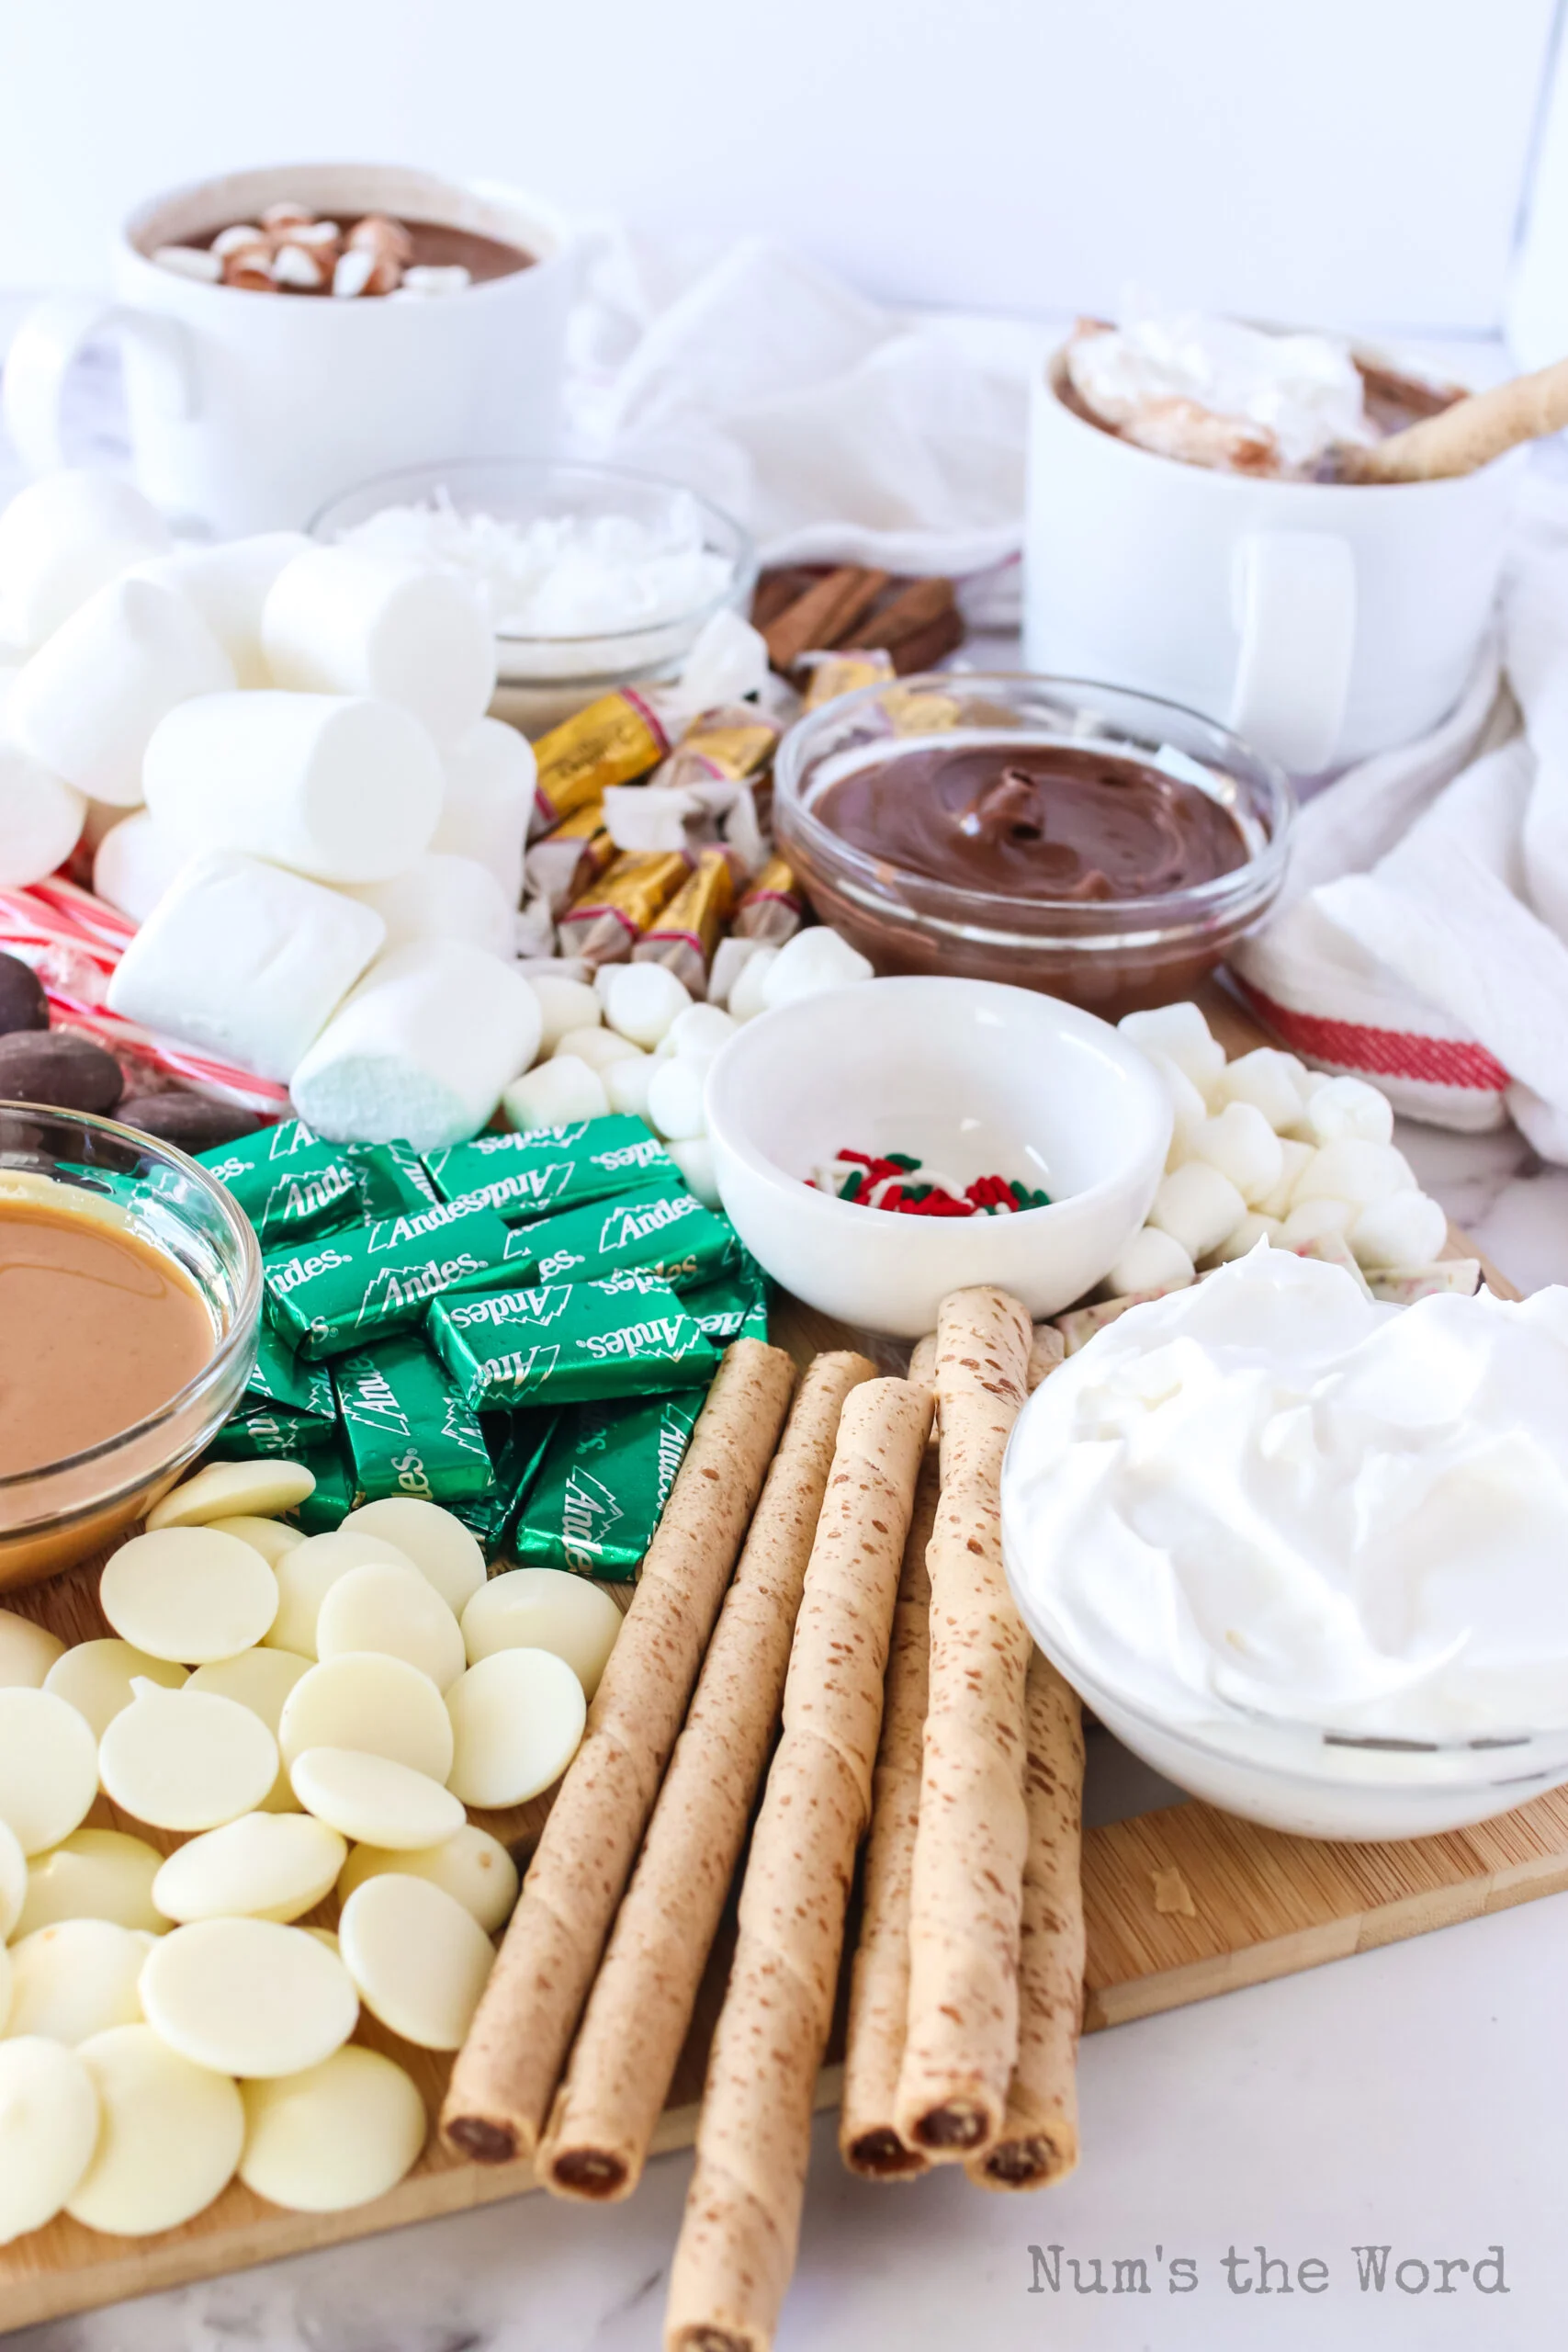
[
  {"xmin": 2, "ymin": 292, "xmax": 196, "ymax": 476},
  {"xmin": 1228, "ymin": 528, "xmax": 1356, "ymax": 773}
]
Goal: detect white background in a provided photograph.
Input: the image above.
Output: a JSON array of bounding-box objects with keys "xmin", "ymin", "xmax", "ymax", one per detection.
[{"xmin": 0, "ymin": 0, "xmax": 1561, "ymax": 331}]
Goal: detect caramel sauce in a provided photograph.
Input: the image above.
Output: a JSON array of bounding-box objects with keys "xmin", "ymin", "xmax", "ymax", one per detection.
[{"xmin": 0, "ymin": 1201, "xmax": 213, "ymax": 1479}]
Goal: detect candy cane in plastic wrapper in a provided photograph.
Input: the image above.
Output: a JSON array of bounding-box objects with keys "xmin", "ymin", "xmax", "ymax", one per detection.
[{"xmin": 0, "ymin": 876, "xmax": 290, "ymax": 1115}]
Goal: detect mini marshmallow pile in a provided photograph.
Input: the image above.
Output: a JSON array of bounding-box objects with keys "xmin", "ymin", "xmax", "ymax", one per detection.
[
  {"xmin": 1110, "ymin": 1000, "xmax": 1450, "ymax": 1297},
  {"xmin": 505, "ymin": 924, "xmax": 874, "ymax": 1207},
  {"xmin": 0, "ymin": 1472, "xmax": 615, "ymax": 2242},
  {"xmin": 0, "ymin": 469, "xmax": 547, "ymax": 1147}
]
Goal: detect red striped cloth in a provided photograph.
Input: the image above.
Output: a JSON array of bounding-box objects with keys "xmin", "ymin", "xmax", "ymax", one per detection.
[
  {"xmin": 1232, "ymin": 975, "xmax": 1513, "ymax": 1095},
  {"xmin": 0, "ymin": 876, "xmax": 289, "ymax": 1114}
]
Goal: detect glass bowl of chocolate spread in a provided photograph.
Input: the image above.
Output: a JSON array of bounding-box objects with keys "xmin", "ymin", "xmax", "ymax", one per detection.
[
  {"xmin": 0, "ymin": 1106, "xmax": 261, "ymax": 1589},
  {"xmin": 773, "ymin": 673, "xmax": 1294, "ymax": 1012}
]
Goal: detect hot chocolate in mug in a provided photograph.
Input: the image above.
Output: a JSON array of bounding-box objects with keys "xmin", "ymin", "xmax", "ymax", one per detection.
[
  {"xmin": 2, "ymin": 164, "xmax": 579, "ymax": 537},
  {"xmin": 1023, "ymin": 345, "xmax": 1524, "ymax": 773}
]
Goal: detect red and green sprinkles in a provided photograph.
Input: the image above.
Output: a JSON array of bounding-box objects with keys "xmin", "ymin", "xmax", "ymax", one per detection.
[{"xmin": 809, "ymin": 1148, "xmax": 1051, "ymax": 1218}]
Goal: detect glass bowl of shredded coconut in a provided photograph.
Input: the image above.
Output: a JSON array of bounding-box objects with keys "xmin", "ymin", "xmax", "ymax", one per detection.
[{"xmin": 312, "ymin": 458, "xmax": 754, "ymax": 731}]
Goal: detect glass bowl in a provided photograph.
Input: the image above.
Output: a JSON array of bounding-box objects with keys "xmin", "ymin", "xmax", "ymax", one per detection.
[
  {"xmin": 310, "ymin": 457, "xmax": 756, "ymax": 736},
  {"xmin": 0, "ymin": 1105, "xmax": 261, "ymax": 1591},
  {"xmin": 773, "ymin": 673, "xmax": 1295, "ymax": 1016}
]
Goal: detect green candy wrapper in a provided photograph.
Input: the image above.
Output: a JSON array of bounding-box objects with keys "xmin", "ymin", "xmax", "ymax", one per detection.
[
  {"xmin": 197, "ymin": 1120, "xmax": 359, "ymax": 1250},
  {"xmin": 245, "ymin": 1318, "xmax": 335, "ymax": 1428},
  {"xmin": 428, "ymin": 1265, "xmax": 719, "ymax": 1411},
  {"xmin": 209, "ymin": 1403, "xmax": 333, "ymax": 1460},
  {"xmin": 264, "ymin": 1194, "xmax": 536, "ymax": 1361},
  {"xmin": 425, "ymin": 1115, "xmax": 676, "ymax": 1226},
  {"xmin": 526, "ymin": 1185, "xmax": 740, "ymax": 1292},
  {"xmin": 343, "ymin": 1138, "xmax": 439, "ymax": 1222},
  {"xmin": 333, "ymin": 1332, "xmax": 497, "ymax": 1510},
  {"xmin": 681, "ymin": 1263, "xmax": 771, "ymax": 1343},
  {"xmin": 513, "ymin": 1390, "xmax": 697, "ymax": 1580},
  {"xmin": 286, "ymin": 1430, "xmax": 359, "ymax": 1534},
  {"xmin": 479, "ymin": 1407, "xmax": 561, "ymax": 1553}
]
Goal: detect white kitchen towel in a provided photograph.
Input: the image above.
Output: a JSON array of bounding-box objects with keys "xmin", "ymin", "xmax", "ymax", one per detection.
[
  {"xmin": 1232, "ymin": 469, "xmax": 1568, "ymax": 1156},
  {"xmin": 566, "ymin": 227, "xmax": 1041, "ymax": 616}
]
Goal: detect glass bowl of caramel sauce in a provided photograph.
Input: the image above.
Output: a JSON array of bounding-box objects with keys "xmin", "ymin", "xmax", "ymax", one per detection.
[
  {"xmin": 773, "ymin": 673, "xmax": 1294, "ymax": 1015},
  {"xmin": 0, "ymin": 1106, "xmax": 261, "ymax": 1589}
]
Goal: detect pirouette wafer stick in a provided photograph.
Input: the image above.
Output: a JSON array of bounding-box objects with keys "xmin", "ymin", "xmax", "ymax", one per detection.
[
  {"xmin": 540, "ymin": 1350, "xmax": 878, "ymax": 2200},
  {"xmin": 839, "ymin": 1442, "xmax": 940, "ymax": 2179},
  {"xmin": 1337, "ymin": 354, "xmax": 1568, "ymax": 482},
  {"xmin": 442, "ymin": 1337, "xmax": 795, "ymax": 2165},
  {"xmin": 895, "ymin": 1283, "xmax": 1033, "ymax": 2160},
  {"xmin": 664, "ymin": 1377, "xmax": 932, "ymax": 2352},
  {"xmin": 966, "ymin": 1650, "xmax": 1085, "ymax": 2191}
]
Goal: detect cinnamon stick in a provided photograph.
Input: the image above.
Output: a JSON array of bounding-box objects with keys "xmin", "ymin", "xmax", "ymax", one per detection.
[
  {"xmin": 761, "ymin": 567, "xmax": 888, "ymax": 673},
  {"xmin": 840, "ymin": 574, "xmax": 955, "ymax": 651},
  {"xmin": 441, "ymin": 1338, "xmax": 795, "ymax": 2166}
]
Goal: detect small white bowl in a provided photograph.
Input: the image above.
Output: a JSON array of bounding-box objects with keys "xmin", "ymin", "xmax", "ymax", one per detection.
[{"xmin": 704, "ymin": 977, "xmax": 1172, "ymax": 1338}]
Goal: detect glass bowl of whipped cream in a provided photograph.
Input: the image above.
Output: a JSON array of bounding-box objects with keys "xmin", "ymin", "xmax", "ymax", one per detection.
[
  {"xmin": 1002, "ymin": 1247, "xmax": 1568, "ymax": 1841},
  {"xmin": 312, "ymin": 458, "xmax": 756, "ymax": 734}
]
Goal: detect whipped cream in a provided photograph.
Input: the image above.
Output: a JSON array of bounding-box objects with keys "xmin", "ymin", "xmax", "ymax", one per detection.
[
  {"xmin": 1003, "ymin": 1249, "xmax": 1568, "ymax": 1744},
  {"xmin": 1066, "ymin": 308, "xmax": 1372, "ymax": 471}
]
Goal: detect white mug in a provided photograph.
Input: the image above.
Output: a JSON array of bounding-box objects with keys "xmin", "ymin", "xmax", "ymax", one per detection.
[
  {"xmin": 2, "ymin": 164, "xmax": 580, "ymax": 537},
  {"xmin": 1023, "ymin": 349, "xmax": 1525, "ymax": 772}
]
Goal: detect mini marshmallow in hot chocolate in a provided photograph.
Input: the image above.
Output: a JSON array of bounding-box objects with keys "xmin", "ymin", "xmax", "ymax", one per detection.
[
  {"xmin": 92, "ymin": 808, "xmax": 191, "ymax": 922},
  {"xmin": 107, "ymin": 851, "xmax": 387, "ymax": 1082},
  {"xmin": 262, "ymin": 548, "xmax": 495, "ymax": 747},
  {"xmin": 0, "ymin": 687, "xmax": 85, "ymax": 887},
  {"xmin": 0, "ymin": 470, "xmax": 170, "ymax": 646},
  {"xmin": 344, "ymin": 854, "xmax": 514, "ymax": 963},
  {"xmin": 143, "ymin": 690, "xmax": 442, "ymax": 884},
  {"xmin": 7, "ymin": 577, "xmax": 236, "ymax": 805},
  {"xmin": 289, "ymin": 939, "xmax": 543, "ymax": 1150},
  {"xmin": 133, "ymin": 533, "xmax": 310, "ymax": 688},
  {"xmin": 431, "ymin": 718, "xmax": 536, "ymax": 905}
]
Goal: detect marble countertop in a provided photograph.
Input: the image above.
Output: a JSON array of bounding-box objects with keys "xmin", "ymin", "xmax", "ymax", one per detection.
[{"xmin": 4, "ymin": 354, "xmax": 1567, "ymax": 2352}]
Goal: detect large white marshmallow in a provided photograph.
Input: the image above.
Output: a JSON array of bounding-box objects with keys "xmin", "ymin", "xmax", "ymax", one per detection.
[
  {"xmin": 133, "ymin": 533, "xmax": 310, "ymax": 688},
  {"xmin": 1146, "ymin": 1161, "xmax": 1248, "ymax": 1262},
  {"xmin": 1105, "ymin": 1225, "xmax": 1196, "ymax": 1297},
  {"xmin": 107, "ymin": 851, "xmax": 386, "ymax": 1082},
  {"xmin": 93, "ymin": 810, "xmax": 197, "ymax": 923},
  {"xmin": 1304, "ymin": 1074, "xmax": 1396, "ymax": 1148},
  {"xmin": 432, "ymin": 718, "xmax": 536, "ymax": 905},
  {"xmin": 1214, "ymin": 1046, "xmax": 1312, "ymax": 1134},
  {"xmin": 344, "ymin": 854, "xmax": 514, "ymax": 963},
  {"xmin": 143, "ymin": 691, "xmax": 442, "ymax": 884},
  {"xmin": 1349, "ymin": 1190, "xmax": 1448, "ymax": 1270},
  {"xmin": 1119, "ymin": 1001, "xmax": 1226, "ymax": 1097},
  {"xmin": 6, "ymin": 577, "xmax": 235, "ymax": 806},
  {"xmin": 262, "ymin": 549, "xmax": 495, "ymax": 746},
  {"xmin": 760, "ymin": 926, "xmax": 874, "ymax": 1010},
  {"xmin": 1190, "ymin": 1102, "xmax": 1285, "ymax": 1206},
  {"xmin": 0, "ymin": 738, "xmax": 85, "ymax": 887},
  {"xmin": 0, "ymin": 470, "xmax": 170, "ymax": 646},
  {"xmin": 531, "ymin": 976, "xmax": 601, "ymax": 1055},
  {"xmin": 1292, "ymin": 1137, "xmax": 1415, "ymax": 1208},
  {"xmin": 598, "ymin": 962, "xmax": 690, "ymax": 1049},
  {"xmin": 290, "ymin": 940, "xmax": 542, "ymax": 1150},
  {"xmin": 502, "ymin": 1055, "xmax": 609, "ymax": 1133}
]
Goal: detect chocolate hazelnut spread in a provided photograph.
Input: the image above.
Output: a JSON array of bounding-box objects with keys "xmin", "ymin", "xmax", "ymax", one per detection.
[
  {"xmin": 815, "ymin": 741, "xmax": 1249, "ymax": 902},
  {"xmin": 0, "ymin": 1199, "xmax": 213, "ymax": 1478}
]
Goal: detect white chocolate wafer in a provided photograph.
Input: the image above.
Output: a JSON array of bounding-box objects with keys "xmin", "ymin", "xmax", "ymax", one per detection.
[
  {"xmin": 152, "ymin": 1812, "xmax": 346, "ymax": 1925},
  {"xmin": 336, "ymin": 1823, "xmax": 518, "ymax": 1934},
  {"xmin": 0, "ymin": 1609, "xmax": 64, "ymax": 1689},
  {"xmin": 148, "ymin": 1459, "xmax": 316, "ymax": 1530},
  {"xmin": 98, "ymin": 1683, "xmax": 279, "ymax": 1832},
  {"xmin": 14, "ymin": 1827, "xmax": 164, "ymax": 1939},
  {"xmin": 460, "ymin": 1568, "xmax": 622, "ymax": 1697},
  {"xmin": 141, "ymin": 1918, "xmax": 358, "ymax": 2078},
  {"xmin": 6, "ymin": 1919, "xmax": 150, "ymax": 2041},
  {"xmin": 341, "ymin": 1498, "xmax": 485, "ymax": 1612},
  {"xmin": 44, "ymin": 1639, "xmax": 186, "ymax": 1736},
  {"xmin": 0, "ymin": 2037, "xmax": 100, "ymax": 2243},
  {"xmin": 207, "ymin": 1514, "xmax": 305, "ymax": 1566},
  {"xmin": 239, "ymin": 2046, "xmax": 427, "ymax": 2211},
  {"xmin": 290, "ymin": 1747, "xmax": 464, "ymax": 1849},
  {"xmin": 99, "ymin": 1525, "xmax": 279, "ymax": 1662},
  {"xmin": 0, "ymin": 1816, "xmax": 24, "ymax": 1939},
  {"xmin": 278, "ymin": 1653, "xmax": 454, "ymax": 1781},
  {"xmin": 339, "ymin": 1872, "xmax": 495, "ymax": 2051},
  {"xmin": 445, "ymin": 1649, "xmax": 585, "ymax": 1808},
  {"xmin": 69, "ymin": 2024, "xmax": 245, "ymax": 2234},
  {"xmin": 187, "ymin": 1649, "xmax": 311, "ymax": 1812},
  {"xmin": 0, "ymin": 1687, "xmax": 99, "ymax": 1853},
  {"xmin": 266, "ymin": 1528, "xmax": 413, "ymax": 1657},
  {"xmin": 315, "ymin": 1562, "xmax": 465, "ymax": 1691}
]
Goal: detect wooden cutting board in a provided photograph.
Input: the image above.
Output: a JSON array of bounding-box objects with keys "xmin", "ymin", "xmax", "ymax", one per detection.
[{"xmin": 3, "ymin": 993, "xmax": 1558, "ymax": 2331}]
